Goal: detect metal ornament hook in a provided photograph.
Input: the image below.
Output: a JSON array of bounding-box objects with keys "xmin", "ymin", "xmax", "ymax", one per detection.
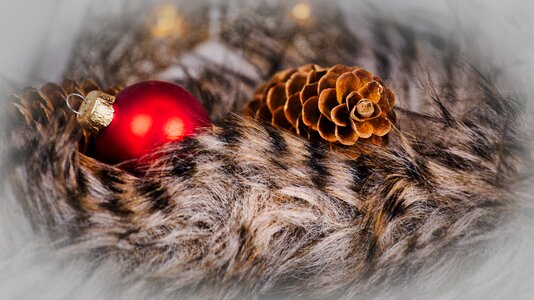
[{"xmin": 65, "ymin": 93, "xmax": 85, "ymax": 115}]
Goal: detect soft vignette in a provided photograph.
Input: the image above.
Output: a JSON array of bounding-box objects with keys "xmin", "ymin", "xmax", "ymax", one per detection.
[{"xmin": 0, "ymin": 0, "xmax": 532, "ymax": 299}]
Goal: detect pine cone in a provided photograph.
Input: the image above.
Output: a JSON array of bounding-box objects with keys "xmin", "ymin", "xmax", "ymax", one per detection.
[{"xmin": 244, "ymin": 64, "xmax": 396, "ymax": 146}]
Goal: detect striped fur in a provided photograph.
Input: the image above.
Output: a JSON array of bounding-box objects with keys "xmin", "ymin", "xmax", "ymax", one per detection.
[{"xmin": 2, "ymin": 1, "xmax": 533, "ymax": 299}]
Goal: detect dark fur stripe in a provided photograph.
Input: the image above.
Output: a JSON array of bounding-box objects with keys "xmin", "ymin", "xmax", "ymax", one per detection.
[
  {"xmin": 435, "ymin": 151, "xmax": 474, "ymax": 171},
  {"xmin": 306, "ymin": 142, "xmax": 329, "ymax": 189},
  {"xmin": 381, "ymin": 185, "xmax": 405, "ymax": 223},
  {"xmin": 98, "ymin": 168, "xmax": 125, "ymax": 194},
  {"xmin": 171, "ymin": 155, "xmax": 197, "ymax": 179},
  {"xmin": 402, "ymin": 157, "xmax": 428, "ymax": 182},
  {"xmin": 169, "ymin": 138, "xmax": 200, "ymax": 178},
  {"xmin": 263, "ymin": 124, "xmax": 289, "ymax": 155},
  {"xmin": 373, "ymin": 50, "xmax": 392, "ymax": 81},
  {"xmin": 396, "ymin": 25, "xmax": 417, "ymax": 74},
  {"xmin": 140, "ymin": 181, "xmax": 174, "ymax": 214},
  {"xmin": 218, "ymin": 119, "xmax": 242, "ymax": 146},
  {"xmin": 75, "ymin": 167, "xmax": 89, "ymax": 196},
  {"xmin": 99, "ymin": 197, "xmax": 133, "ymax": 217},
  {"xmin": 371, "ymin": 20, "xmax": 393, "ymax": 81},
  {"xmin": 348, "ymin": 155, "xmax": 372, "ymax": 193}
]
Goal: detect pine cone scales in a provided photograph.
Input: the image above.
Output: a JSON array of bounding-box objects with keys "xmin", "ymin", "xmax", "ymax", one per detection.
[{"xmin": 245, "ymin": 64, "xmax": 396, "ymax": 146}]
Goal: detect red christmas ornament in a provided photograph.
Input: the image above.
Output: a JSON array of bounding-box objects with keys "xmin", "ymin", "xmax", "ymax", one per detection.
[{"xmin": 75, "ymin": 81, "xmax": 210, "ymax": 166}]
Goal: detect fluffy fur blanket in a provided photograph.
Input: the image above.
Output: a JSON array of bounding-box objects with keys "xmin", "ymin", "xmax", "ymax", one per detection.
[{"xmin": 1, "ymin": 1, "xmax": 533, "ymax": 299}]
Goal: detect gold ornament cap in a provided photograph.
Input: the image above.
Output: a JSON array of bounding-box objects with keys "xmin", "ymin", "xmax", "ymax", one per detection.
[{"xmin": 76, "ymin": 91, "xmax": 116, "ymax": 134}]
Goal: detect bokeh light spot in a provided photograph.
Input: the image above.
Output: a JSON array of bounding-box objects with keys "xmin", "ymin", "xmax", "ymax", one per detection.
[
  {"xmin": 130, "ymin": 114, "xmax": 153, "ymax": 137},
  {"xmin": 292, "ymin": 2, "xmax": 311, "ymax": 22},
  {"xmin": 164, "ymin": 117, "xmax": 185, "ymax": 140}
]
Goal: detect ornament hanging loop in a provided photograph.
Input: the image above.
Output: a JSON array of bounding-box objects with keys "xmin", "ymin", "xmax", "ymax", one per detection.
[
  {"xmin": 65, "ymin": 93, "xmax": 85, "ymax": 115},
  {"xmin": 73, "ymin": 90, "xmax": 117, "ymax": 134}
]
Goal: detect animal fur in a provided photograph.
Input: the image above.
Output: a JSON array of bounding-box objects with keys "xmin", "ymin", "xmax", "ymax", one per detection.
[{"xmin": 1, "ymin": 1, "xmax": 533, "ymax": 299}]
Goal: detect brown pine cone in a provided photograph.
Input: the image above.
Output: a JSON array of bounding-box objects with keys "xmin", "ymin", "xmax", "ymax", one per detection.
[{"xmin": 244, "ymin": 64, "xmax": 396, "ymax": 146}]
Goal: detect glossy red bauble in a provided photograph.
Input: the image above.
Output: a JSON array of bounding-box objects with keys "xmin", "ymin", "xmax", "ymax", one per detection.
[{"xmin": 93, "ymin": 81, "xmax": 210, "ymax": 165}]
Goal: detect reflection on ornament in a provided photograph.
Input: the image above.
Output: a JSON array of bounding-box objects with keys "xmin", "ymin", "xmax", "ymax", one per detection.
[
  {"xmin": 291, "ymin": 1, "xmax": 312, "ymax": 23},
  {"xmin": 148, "ymin": 4, "xmax": 185, "ymax": 39},
  {"xmin": 130, "ymin": 114, "xmax": 153, "ymax": 137},
  {"xmin": 164, "ymin": 118, "xmax": 185, "ymax": 141}
]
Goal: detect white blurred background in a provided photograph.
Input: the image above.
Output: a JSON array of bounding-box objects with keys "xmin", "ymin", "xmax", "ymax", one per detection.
[
  {"xmin": 0, "ymin": 0, "xmax": 90, "ymax": 87},
  {"xmin": 0, "ymin": 0, "xmax": 131, "ymax": 91}
]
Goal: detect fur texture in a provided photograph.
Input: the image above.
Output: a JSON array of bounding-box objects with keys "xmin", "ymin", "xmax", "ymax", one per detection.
[{"xmin": 2, "ymin": 1, "xmax": 533, "ymax": 299}]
